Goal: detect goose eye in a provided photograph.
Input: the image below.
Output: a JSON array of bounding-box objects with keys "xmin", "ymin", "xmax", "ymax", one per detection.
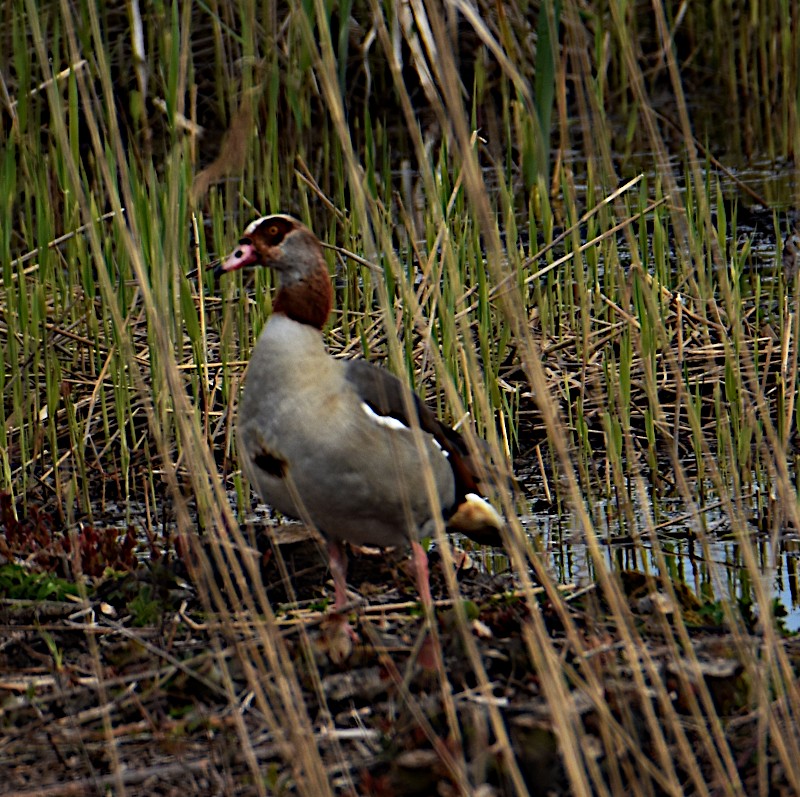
[{"xmin": 268, "ymin": 225, "xmax": 279, "ymax": 237}]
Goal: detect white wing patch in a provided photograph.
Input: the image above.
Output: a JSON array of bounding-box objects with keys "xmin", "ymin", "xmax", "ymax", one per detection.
[
  {"xmin": 360, "ymin": 402, "xmax": 409, "ymax": 431},
  {"xmin": 359, "ymin": 402, "xmax": 449, "ymax": 455}
]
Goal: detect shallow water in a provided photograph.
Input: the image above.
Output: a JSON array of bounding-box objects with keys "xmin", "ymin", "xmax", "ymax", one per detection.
[
  {"xmin": 540, "ymin": 508, "xmax": 800, "ymax": 632},
  {"xmin": 526, "ymin": 157, "xmax": 800, "ymax": 630}
]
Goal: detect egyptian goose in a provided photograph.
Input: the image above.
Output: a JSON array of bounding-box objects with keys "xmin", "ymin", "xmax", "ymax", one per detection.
[{"xmin": 216, "ymin": 214, "xmax": 503, "ymax": 618}]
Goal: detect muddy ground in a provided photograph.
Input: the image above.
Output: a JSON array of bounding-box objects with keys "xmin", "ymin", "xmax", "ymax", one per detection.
[{"xmin": 1, "ymin": 508, "xmax": 797, "ymax": 797}]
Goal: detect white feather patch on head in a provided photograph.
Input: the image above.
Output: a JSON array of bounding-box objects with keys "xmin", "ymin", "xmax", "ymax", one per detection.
[
  {"xmin": 360, "ymin": 402, "xmax": 410, "ymax": 431},
  {"xmin": 244, "ymin": 216, "xmax": 270, "ymax": 236},
  {"xmin": 243, "ymin": 214, "xmax": 298, "ymax": 237}
]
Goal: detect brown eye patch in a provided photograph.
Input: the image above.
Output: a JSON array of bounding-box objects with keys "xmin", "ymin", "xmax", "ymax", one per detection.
[{"xmin": 257, "ymin": 217, "xmax": 292, "ymax": 245}]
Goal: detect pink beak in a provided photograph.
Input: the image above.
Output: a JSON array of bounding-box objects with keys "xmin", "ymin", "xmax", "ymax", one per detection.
[{"xmin": 216, "ymin": 241, "xmax": 258, "ymax": 274}]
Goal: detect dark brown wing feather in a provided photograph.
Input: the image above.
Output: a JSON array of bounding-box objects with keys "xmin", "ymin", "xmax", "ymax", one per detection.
[{"xmin": 343, "ymin": 360, "xmax": 484, "ymax": 501}]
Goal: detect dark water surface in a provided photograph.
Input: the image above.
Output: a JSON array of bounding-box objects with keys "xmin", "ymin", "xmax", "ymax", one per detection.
[{"xmin": 515, "ymin": 153, "xmax": 800, "ymax": 630}]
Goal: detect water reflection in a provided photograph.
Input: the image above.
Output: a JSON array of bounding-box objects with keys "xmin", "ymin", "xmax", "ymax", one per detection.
[{"xmin": 518, "ymin": 498, "xmax": 800, "ymax": 631}]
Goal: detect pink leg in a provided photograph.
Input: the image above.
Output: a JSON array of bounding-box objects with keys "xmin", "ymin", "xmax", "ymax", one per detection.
[
  {"xmin": 410, "ymin": 541, "xmax": 439, "ymax": 670},
  {"xmin": 410, "ymin": 540, "xmax": 433, "ymax": 610},
  {"xmin": 327, "ymin": 539, "xmax": 349, "ymax": 611},
  {"xmin": 322, "ymin": 540, "xmax": 359, "ymax": 655}
]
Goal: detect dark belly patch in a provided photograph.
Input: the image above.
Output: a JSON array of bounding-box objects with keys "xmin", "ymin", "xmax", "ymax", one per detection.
[{"xmin": 253, "ymin": 449, "xmax": 288, "ymax": 478}]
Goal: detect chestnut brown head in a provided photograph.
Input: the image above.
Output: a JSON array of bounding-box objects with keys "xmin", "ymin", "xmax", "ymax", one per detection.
[{"xmin": 216, "ymin": 214, "xmax": 333, "ymax": 329}]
